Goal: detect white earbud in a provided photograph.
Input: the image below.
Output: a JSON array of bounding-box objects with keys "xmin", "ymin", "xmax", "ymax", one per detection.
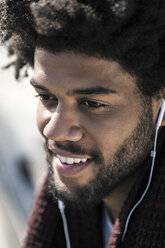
[{"xmin": 157, "ymin": 98, "xmax": 165, "ymax": 127}]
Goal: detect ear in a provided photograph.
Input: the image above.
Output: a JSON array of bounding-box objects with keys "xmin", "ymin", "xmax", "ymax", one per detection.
[
  {"xmin": 152, "ymin": 89, "xmax": 165, "ymax": 127},
  {"xmin": 161, "ymin": 102, "xmax": 165, "ymax": 126},
  {"xmin": 161, "ymin": 115, "xmax": 165, "ymax": 126},
  {"xmin": 158, "ymin": 89, "xmax": 165, "ymax": 126}
]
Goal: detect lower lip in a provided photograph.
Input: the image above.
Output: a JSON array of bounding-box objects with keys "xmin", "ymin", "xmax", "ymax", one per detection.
[{"xmin": 52, "ymin": 157, "xmax": 92, "ymax": 176}]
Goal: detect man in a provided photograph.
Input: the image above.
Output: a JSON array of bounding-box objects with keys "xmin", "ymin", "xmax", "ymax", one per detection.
[{"xmin": 1, "ymin": 0, "xmax": 165, "ymax": 247}]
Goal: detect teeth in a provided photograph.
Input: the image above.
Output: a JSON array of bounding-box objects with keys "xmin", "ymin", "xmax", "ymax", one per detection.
[
  {"xmin": 82, "ymin": 158, "xmax": 87, "ymax": 162},
  {"xmin": 57, "ymin": 154, "xmax": 88, "ymax": 164},
  {"xmin": 74, "ymin": 159, "xmax": 81, "ymax": 163},
  {"xmin": 66, "ymin": 158, "xmax": 74, "ymax": 164},
  {"xmin": 60, "ymin": 156, "xmax": 67, "ymax": 163}
]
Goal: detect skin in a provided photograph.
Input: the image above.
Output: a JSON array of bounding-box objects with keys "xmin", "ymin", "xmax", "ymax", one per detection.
[{"xmin": 32, "ymin": 49, "xmax": 164, "ymax": 220}]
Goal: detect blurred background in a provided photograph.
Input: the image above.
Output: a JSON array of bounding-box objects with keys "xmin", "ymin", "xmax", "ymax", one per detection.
[{"xmin": 0, "ymin": 46, "xmax": 47, "ymax": 248}]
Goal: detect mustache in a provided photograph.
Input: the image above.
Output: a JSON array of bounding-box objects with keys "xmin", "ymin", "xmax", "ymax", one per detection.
[
  {"xmin": 55, "ymin": 141, "xmax": 93, "ymax": 156},
  {"xmin": 47, "ymin": 140, "xmax": 93, "ymax": 156},
  {"xmin": 45, "ymin": 139, "xmax": 104, "ymax": 164}
]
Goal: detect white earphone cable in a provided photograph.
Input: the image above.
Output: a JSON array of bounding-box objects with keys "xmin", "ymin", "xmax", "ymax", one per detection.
[
  {"xmin": 122, "ymin": 126, "xmax": 159, "ymax": 240},
  {"xmin": 122, "ymin": 98, "xmax": 165, "ymax": 240}
]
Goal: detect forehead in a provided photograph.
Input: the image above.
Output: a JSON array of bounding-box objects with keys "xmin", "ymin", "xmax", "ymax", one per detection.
[{"xmin": 33, "ymin": 48, "xmax": 137, "ymax": 94}]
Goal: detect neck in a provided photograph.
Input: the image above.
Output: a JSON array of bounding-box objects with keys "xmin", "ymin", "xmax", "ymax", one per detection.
[{"xmin": 103, "ymin": 171, "xmax": 140, "ymax": 222}]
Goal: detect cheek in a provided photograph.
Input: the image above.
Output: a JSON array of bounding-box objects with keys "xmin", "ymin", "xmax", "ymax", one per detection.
[{"xmin": 85, "ymin": 108, "xmax": 139, "ymax": 160}]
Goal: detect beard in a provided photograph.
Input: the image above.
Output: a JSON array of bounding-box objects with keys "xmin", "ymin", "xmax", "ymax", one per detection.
[{"xmin": 45, "ymin": 96, "xmax": 155, "ymax": 209}]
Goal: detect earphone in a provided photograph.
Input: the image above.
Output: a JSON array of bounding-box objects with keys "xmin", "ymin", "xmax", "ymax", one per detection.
[
  {"xmin": 122, "ymin": 98, "xmax": 165, "ymax": 241},
  {"xmin": 156, "ymin": 98, "xmax": 165, "ymax": 127}
]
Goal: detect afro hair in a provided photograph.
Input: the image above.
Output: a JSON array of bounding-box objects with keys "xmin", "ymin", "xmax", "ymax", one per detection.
[{"xmin": 1, "ymin": 0, "xmax": 165, "ymax": 96}]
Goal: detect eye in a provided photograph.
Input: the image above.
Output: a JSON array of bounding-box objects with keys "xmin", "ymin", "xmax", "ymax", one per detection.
[
  {"xmin": 81, "ymin": 99, "xmax": 108, "ymax": 109},
  {"xmin": 35, "ymin": 94, "xmax": 57, "ymax": 102}
]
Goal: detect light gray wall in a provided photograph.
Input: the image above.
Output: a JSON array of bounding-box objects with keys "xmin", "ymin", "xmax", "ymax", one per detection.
[{"xmin": 0, "ymin": 46, "xmax": 46, "ymax": 247}]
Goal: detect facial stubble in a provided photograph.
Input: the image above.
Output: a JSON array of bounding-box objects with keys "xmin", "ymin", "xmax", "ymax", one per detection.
[{"xmin": 46, "ymin": 97, "xmax": 155, "ymax": 209}]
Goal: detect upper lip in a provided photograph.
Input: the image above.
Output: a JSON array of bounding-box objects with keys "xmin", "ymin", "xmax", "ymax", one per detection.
[{"xmin": 48, "ymin": 147, "xmax": 92, "ymax": 159}]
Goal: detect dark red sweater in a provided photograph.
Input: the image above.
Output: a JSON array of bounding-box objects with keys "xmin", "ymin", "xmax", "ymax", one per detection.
[{"xmin": 24, "ymin": 128, "xmax": 165, "ymax": 248}]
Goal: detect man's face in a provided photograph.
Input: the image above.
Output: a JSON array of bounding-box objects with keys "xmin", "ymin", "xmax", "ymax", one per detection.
[{"xmin": 32, "ymin": 49, "xmax": 160, "ymax": 207}]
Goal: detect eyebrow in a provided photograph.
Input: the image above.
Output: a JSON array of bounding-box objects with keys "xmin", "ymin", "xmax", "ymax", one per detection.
[
  {"xmin": 30, "ymin": 79, "xmax": 117, "ymax": 96},
  {"xmin": 69, "ymin": 86, "xmax": 117, "ymax": 95},
  {"xmin": 30, "ymin": 79, "xmax": 50, "ymax": 92}
]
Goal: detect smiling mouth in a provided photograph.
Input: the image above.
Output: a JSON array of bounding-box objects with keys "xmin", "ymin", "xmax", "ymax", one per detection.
[
  {"xmin": 52, "ymin": 153, "xmax": 94, "ymax": 176},
  {"xmin": 56, "ymin": 154, "xmax": 90, "ymax": 165}
]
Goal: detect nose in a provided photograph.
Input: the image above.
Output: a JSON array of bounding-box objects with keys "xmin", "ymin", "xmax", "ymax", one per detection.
[{"xmin": 43, "ymin": 109, "xmax": 83, "ymax": 142}]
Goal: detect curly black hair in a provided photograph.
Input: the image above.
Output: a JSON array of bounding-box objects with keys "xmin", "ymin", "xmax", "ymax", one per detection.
[{"xmin": 1, "ymin": 0, "xmax": 165, "ymax": 96}]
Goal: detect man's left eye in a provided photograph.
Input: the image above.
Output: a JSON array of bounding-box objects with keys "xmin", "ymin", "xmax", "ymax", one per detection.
[{"xmin": 81, "ymin": 100, "xmax": 108, "ymax": 109}]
